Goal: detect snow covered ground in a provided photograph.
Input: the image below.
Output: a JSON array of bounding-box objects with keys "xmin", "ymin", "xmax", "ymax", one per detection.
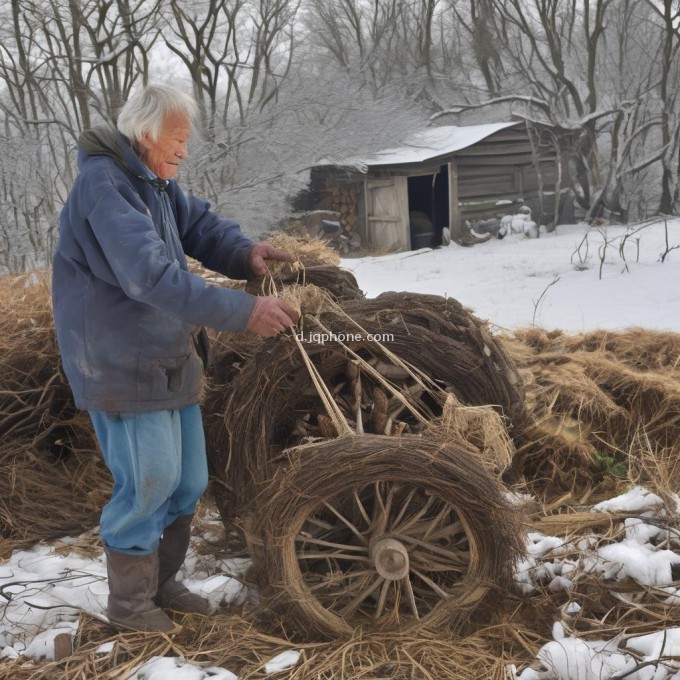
[
  {"xmin": 1, "ymin": 219, "xmax": 679, "ymax": 679},
  {"xmin": 346, "ymin": 219, "xmax": 680, "ymax": 333}
]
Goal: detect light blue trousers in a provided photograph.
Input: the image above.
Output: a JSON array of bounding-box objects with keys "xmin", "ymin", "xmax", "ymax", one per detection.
[{"xmin": 89, "ymin": 404, "xmax": 208, "ymax": 555}]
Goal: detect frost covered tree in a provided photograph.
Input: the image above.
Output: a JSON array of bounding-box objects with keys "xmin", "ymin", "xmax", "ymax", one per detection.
[
  {"xmin": 432, "ymin": 0, "xmax": 679, "ymax": 221},
  {"xmin": 0, "ymin": 0, "xmax": 677, "ymax": 272},
  {"xmin": 0, "ymin": 0, "xmax": 162, "ymax": 272}
]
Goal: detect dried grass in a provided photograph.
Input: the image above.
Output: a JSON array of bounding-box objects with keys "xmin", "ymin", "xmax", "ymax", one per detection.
[
  {"xmin": 239, "ymin": 234, "xmax": 364, "ymax": 301},
  {"xmin": 0, "ymin": 612, "xmax": 533, "ymax": 680},
  {"xmin": 0, "ymin": 440, "xmax": 110, "ymax": 560},
  {"xmin": 245, "ymin": 265, "xmax": 364, "ymax": 301},
  {"xmin": 0, "ymin": 273, "xmax": 108, "ymax": 559},
  {"xmin": 267, "ymin": 233, "xmax": 342, "ymax": 268},
  {"xmin": 503, "ymin": 327, "xmax": 680, "ymax": 498},
  {"xmin": 434, "ymin": 393, "xmax": 516, "ymax": 474}
]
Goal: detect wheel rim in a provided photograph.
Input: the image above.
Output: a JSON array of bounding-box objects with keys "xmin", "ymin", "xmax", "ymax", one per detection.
[{"xmin": 294, "ymin": 480, "xmax": 473, "ymax": 627}]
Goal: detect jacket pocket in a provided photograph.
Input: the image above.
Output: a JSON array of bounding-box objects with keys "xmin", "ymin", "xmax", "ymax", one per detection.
[
  {"xmin": 152, "ymin": 354, "xmax": 191, "ymax": 395},
  {"xmin": 136, "ymin": 351, "xmax": 204, "ymax": 404}
]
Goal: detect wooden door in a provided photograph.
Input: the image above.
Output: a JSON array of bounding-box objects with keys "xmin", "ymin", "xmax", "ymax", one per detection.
[{"xmin": 365, "ymin": 177, "xmax": 410, "ymax": 251}]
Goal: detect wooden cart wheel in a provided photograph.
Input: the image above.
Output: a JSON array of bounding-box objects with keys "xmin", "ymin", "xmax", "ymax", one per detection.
[{"xmin": 254, "ymin": 435, "xmax": 522, "ymax": 638}]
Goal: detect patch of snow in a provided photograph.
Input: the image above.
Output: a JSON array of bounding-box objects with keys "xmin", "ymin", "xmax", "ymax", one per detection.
[
  {"xmin": 596, "ymin": 541, "xmax": 680, "ymax": 586},
  {"xmin": 126, "ymin": 656, "xmax": 237, "ymax": 680},
  {"xmin": 263, "ymin": 649, "xmax": 301, "ymax": 674},
  {"xmin": 592, "ymin": 486, "xmax": 665, "ymax": 513}
]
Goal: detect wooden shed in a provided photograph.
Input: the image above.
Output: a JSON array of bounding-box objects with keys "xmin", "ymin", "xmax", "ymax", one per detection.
[{"xmin": 307, "ymin": 121, "xmax": 563, "ymax": 252}]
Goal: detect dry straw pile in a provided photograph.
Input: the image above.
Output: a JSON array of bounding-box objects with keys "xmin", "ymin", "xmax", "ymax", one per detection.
[
  {"xmin": 504, "ymin": 327, "xmax": 680, "ymax": 500},
  {"xmin": 0, "ymin": 240, "xmax": 679, "ymax": 678},
  {"xmin": 0, "ymin": 273, "xmax": 109, "ymax": 560}
]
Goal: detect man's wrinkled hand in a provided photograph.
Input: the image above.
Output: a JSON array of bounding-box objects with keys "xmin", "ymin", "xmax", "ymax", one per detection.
[
  {"xmin": 247, "ymin": 242, "xmax": 296, "ymax": 277},
  {"xmin": 246, "ymin": 296, "xmax": 300, "ymax": 337}
]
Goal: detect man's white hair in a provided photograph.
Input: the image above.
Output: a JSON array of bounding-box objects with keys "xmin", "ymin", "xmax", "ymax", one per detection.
[{"xmin": 117, "ymin": 84, "xmax": 199, "ymax": 143}]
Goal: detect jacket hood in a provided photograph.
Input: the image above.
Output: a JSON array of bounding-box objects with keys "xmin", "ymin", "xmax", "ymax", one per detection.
[{"xmin": 77, "ymin": 124, "xmax": 150, "ymax": 180}]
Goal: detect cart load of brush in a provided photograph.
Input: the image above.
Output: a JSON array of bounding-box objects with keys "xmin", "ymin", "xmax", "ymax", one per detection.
[{"xmin": 204, "ymin": 256, "xmax": 528, "ymax": 638}]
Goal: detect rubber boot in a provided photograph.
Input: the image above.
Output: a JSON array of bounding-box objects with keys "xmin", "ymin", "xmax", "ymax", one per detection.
[
  {"xmin": 105, "ymin": 548, "xmax": 180, "ymax": 633},
  {"xmin": 155, "ymin": 514, "xmax": 212, "ymax": 615}
]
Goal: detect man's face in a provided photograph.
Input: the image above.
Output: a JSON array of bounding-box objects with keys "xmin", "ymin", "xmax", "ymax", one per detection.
[{"xmin": 139, "ymin": 111, "xmax": 191, "ymax": 180}]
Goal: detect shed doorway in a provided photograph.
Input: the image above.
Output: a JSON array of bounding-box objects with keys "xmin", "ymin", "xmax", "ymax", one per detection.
[{"xmin": 407, "ymin": 165, "xmax": 449, "ymax": 249}]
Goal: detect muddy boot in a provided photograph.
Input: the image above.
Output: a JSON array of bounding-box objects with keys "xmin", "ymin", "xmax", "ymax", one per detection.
[
  {"xmin": 155, "ymin": 514, "xmax": 212, "ymax": 615},
  {"xmin": 105, "ymin": 548, "xmax": 180, "ymax": 633}
]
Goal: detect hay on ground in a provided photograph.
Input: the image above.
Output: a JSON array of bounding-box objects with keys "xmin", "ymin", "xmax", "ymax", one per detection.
[
  {"xmin": 502, "ymin": 328, "xmax": 680, "ymax": 497},
  {"xmin": 0, "ymin": 273, "xmax": 107, "ymax": 557},
  {"xmin": 3, "ymin": 268, "xmax": 680, "ymax": 674},
  {"xmin": 0, "ymin": 612, "xmax": 534, "ymax": 680}
]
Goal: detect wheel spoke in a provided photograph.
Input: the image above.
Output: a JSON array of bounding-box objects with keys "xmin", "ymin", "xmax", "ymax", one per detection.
[
  {"xmin": 425, "ymin": 519, "xmax": 465, "ymax": 542},
  {"xmin": 374, "ymin": 579, "xmax": 391, "ymax": 620},
  {"xmin": 391, "ymin": 494, "xmax": 435, "ymax": 534},
  {"xmin": 397, "ymin": 534, "xmax": 470, "ymax": 564},
  {"xmin": 387, "ymin": 487, "xmax": 418, "ymax": 530},
  {"xmin": 420, "ymin": 504, "xmax": 454, "ymax": 541},
  {"xmin": 323, "ymin": 501, "xmax": 369, "ymax": 545},
  {"xmin": 371, "ymin": 481, "xmax": 395, "ymax": 534},
  {"xmin": 297, "ymin": 551, "xmax": 371, "ymax": 562},
  {"xmin": 340, "ymin": 575, "xmax": 385, "ymax": 616},
  {"xmin": 411, "ymin": 567, "xmax": 452, "ymax": 600},
  {"xmin": 353, "ymin": 491, "xmax": 371, "ymax": 528},
  {"xmin": 305, "ymin": 516, "xmax": 335, "ymax": 532},
  {"xmin": 308, "ymin": 569, "xmax": 376, "ymax": 592},
  {"xmin": 409, "ymin": 556, "xmax": 468, "ymax": 573},
  {"xmin": 296, "ymin": 535, "xmax": 369, "ymax": 553},
  {"xmin": 402, "ymin": 575, "xmax": 420, "ymax": 620},
  {"xmin": 382, "ymin": 482, "xmax": 397, "ymax": 519}
]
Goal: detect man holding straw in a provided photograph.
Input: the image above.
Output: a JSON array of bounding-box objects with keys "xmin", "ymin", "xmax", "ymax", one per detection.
[{"xmin": 52, "ymin": 84, "xmax": 299, "ymax": 632}]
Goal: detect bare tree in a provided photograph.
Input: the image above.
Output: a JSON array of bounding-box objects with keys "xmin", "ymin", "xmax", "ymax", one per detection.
[
  {"xmin": 166, "ymin": 0, "xmax": 299, "ymax": 131},
  {"xmin": 642, "ymin": 0, "xmax": 680, "ymax": 214},
  {"xmin": 432, "ymin": 0, "xmax": 677, "ymax": 221},
  {"xmin": 0, "ymin": 0, "xmax": 162, "ymax": 272}
]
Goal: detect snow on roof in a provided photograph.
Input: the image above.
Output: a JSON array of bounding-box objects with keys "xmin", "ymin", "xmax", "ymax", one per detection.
[{"xmin": 321, "ymin": 122, "xmax": 519, "ymax": 171}]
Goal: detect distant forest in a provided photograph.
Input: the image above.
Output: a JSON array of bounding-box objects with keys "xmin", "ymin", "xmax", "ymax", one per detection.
[{"xmin": 1, "ymin": 0, "xmax": 678, "ymax": 272}]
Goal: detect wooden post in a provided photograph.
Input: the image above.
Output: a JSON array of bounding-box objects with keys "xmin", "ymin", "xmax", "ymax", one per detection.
[
  {"xmin": 448, "ymin": 160, "xmax": 460, "ymax": 238},
  {"xmin": 54, "ymin": 633, "xmax": 73, "ymax": 661},
  {"xmin": 363, "ymin": 179, "xmax": 371, "ymax": 248}
]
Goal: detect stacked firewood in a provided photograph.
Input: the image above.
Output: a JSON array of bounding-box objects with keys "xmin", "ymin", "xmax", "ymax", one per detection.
[{"xmin": 330, "ymin": 184, "xmax": 361, "ymax": 245}]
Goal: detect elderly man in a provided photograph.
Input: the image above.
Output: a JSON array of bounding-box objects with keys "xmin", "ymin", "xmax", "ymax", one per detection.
[{"xmin": 52, "ymin": 84, "xmax": 299, "ymax": 633}]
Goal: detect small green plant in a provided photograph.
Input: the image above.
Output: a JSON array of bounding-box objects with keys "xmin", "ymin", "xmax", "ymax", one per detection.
[{"xmin": 594, "ymin": 452, "xmax": 627, "ymax": 479}]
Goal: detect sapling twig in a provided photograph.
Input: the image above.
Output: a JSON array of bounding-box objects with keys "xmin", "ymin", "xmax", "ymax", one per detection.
[
  {"xmin": 571, "ymin": 229, "xmax": 590, "ymax": 269},
  {"xmin": 659, "ymin": 216, "xmax": 679, "ymax": 263},
  {"xmin": 532, "ymin": 275, "xmax": 561, "ymax": 326}
]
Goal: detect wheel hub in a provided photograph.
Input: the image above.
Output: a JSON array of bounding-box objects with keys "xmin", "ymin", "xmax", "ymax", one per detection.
[{"xmin": 370, "ymin": 537, "xmax": 410, "ymax": 580}]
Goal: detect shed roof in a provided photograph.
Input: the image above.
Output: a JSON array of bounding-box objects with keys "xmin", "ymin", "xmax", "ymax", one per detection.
[{"xmin": 321, "ymin": 122, "xmax": 519, "ymax": 172}]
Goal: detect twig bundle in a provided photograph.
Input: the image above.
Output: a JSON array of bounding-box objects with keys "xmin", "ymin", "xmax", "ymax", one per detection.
[
  {"xmin": 205, "ymin": 290, "xmax": 524, "ymax": 528},
  {"xmin": 246, "ymin": 265, "xmax": 364, "ymax": 301},
  {"xmin": 242, "ymin": 233, "xmax": 364, "ymax": 301}
]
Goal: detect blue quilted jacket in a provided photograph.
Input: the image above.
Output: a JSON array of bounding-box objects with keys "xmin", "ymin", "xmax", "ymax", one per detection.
[{"xmin": 52, "ymin": 127, "xmax": 256, "ymax": 412}]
